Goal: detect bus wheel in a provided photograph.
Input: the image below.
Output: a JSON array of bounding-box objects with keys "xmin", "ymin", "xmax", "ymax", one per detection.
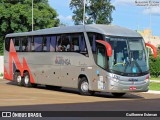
[
  {"xmin": 111, "ymin": 93, "xmax": 126, "ymax": 97},
  {"xmin": 14, "ymin": 72, "xmax": 23, "ymax": 86},
  {"xmin": 23, "ymin": 72, "xmax": 32, "ymax": 87},
  {"xmin": 78, "ymin": 77, "xmax": 94, "ymax": 96}
]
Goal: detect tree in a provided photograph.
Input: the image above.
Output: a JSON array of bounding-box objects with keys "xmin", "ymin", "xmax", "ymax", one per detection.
[
  {"xmin": 70, "ymin": 0, "xmax": 115, "ymax": 25},
  {"xmin": 149, "ymin": 54, "xmax": 160, "ymax": 77},
  {"xmin": 0, "ymin": 0, "xmax": 60, "ymax": 55}
]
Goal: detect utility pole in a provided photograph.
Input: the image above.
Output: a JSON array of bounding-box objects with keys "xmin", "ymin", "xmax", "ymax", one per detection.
[
  {"xmin": 83, "ymin": 0, "xmax": 86, "ymax": 25},
  {"xmin": 32, "ymin": 0, "xmax": 34, "ymax": 31}
]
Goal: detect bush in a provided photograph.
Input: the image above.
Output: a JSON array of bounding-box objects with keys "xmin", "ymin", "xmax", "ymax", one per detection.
[
  {"xmin": 0, "ymin": 73, "xmax": 3, "ymax": 77},
  {"xmin": 149, "ymin": 53, "xmax": 160, "ymax": 77}
]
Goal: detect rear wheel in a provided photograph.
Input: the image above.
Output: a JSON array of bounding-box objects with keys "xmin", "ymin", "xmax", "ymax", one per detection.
[
  {"xmin": 78, "ymin": 77, "xmax": 94, "ymax": 96},
  {"xmin": 14, "ymin": 72, "xmax": 23, "ymax": 86},
  {"xmin": 23, "ymin": 72, "xmax": 34, "ymax": 87},
  {"xmin": 111, "ymin": 93, "xmax": 126, "ymax": 97}
]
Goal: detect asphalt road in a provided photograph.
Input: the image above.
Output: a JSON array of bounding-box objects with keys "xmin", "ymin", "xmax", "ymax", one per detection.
[{"xmin": 0, "ymin": 78, "xmax": 160, "ymax": 120}]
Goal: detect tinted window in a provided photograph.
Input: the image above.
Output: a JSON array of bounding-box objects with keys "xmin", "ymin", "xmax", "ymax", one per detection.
[
  {"xmin": 87, "ymin": 33, "xmax": 103, "ymax": 52},
  {"xmin": 70, "ymin": 34, "xmax": 79, "ymax": 52},
  {"xmin": 50, "ymin": 36, "xmax": 56, "ymax": 52},
  {"xmin": 13, "ymin": 38, "xmax": 20, "ymax": 52},
  {"xmin": 21, "ymin": 37, "xmax": 28, "ymax": 52},
  {"xmin": 97, "ymin": 43, "xmax": 107, "ymax": 69},
  {"xmin": 56, "ymin": 33, "xmax": 86, "ymax": 54},
  {"xmin": 56, "ymin": 35, "xmax": 70, "ymax": 52},
  {"xmin": 5, "ymin": 38, "xmax": 10, "ymax": 51},
  {"xmin": 34, "ymin": 36, "xmax": 43, "ymax": 52}
]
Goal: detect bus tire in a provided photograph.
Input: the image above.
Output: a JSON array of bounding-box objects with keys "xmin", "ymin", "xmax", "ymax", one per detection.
[
  {"xmin": 78, "ymin": 77, "xmax": 94, "ymax": 96},
  {"xmin": 14, "ymin": 72, "xmax": 23, "ymax": 86},
  {"xmin": 111, "ymin": 93, "xmax": 126, "ymax": 97},
  {"xmin": 23, "ymin": 72, "xmax": 32, "ymax": 87}
]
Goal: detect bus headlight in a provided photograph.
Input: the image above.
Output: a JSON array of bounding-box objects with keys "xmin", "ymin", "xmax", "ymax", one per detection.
[{"xmin": 111, "ymin": 78, "xmax": 119, "ymax": 82}]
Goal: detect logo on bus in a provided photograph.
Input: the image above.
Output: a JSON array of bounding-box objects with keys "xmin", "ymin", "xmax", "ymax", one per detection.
[
  {"xmin": 55, "ymin": 56, "xmax": 71, "ymax": 65},
  {"xmin": 128, "ymin": 78, "xmax": 138, "ymax": 82}
]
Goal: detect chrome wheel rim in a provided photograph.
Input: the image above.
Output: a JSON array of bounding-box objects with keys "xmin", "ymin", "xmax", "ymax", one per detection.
[
  {"xmin": 81, "ymin": 82, "xmax": 89, "ymax": 92},
  {"xmin": 17, "ymin": 75, "xmax": 21, "ymax": 83},
  {"xmin": 24, "ymin": 75, "xmax": 29, "ymax": 85}
]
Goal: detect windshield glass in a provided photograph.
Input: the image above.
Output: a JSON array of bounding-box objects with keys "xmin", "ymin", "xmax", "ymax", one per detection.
[{"xmin": 106, "ymin": 37, "xmax": 149, "ymax": 74}]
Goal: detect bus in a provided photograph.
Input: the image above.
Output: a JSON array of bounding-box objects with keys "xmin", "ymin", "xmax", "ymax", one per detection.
[{"xmin": 4, "ymin": 24, "xmax": 157, "ymax": 97}]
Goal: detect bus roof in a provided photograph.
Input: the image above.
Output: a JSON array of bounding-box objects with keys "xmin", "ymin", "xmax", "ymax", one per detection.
[{"xmin": 6, "ymin": 24, "xmax": 141, "ymax": 38}]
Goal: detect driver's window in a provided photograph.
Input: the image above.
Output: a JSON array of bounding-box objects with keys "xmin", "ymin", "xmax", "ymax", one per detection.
[{"xmin": 96, "ymin": 43, "xmax": 108, "ymax": 69}]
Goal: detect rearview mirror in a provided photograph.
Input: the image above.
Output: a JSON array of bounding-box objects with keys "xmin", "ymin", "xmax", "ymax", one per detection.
[
  {"xmin": 145, "ymin": 43, "xmax": 157, "ymax": 58},
  {"xmin": 96, "ymin": 40, "xmax": 112, "ymax": 57}
]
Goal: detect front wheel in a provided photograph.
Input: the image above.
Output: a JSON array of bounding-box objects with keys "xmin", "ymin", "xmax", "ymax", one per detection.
[
  {"xmin": 78, "ymin": 77, "xmax": 94, "ymax": 96},
  {"xmin": 111, "ymin": 93, "xmax": 126, "ymax": 97}
]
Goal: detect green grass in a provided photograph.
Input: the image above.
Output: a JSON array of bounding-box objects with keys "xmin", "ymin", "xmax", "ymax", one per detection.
[
  {"xmin": 149, "ymin": 82, "xmax": 160, "ymax": 91},
  {"xmin": 150, "ymin": 77, "xmax": 160, "ymax": 80}
]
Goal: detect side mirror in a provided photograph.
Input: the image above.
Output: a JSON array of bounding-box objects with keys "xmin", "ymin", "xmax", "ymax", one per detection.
[
  {"xmin": 145, "ymin": 43, "xmax": 157, "ymax": 58},
  {"xmin": 96, "ymin": 40, "xmax": 112, "ymax": 57}
]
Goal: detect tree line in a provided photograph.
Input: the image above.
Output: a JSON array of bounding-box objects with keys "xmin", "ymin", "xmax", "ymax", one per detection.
[{"xmin": 0, "ymin": 0, "xmax": 115, "ymax": 55}]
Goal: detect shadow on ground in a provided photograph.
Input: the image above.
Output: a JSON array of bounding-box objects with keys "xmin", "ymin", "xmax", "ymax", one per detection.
[{"xmin": 6, "ymin": 81, "xmax": 143, "ymax": 99}]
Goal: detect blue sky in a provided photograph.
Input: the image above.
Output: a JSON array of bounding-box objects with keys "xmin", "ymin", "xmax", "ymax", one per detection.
[{"xmin": 48, "ymin": 0, "xmax": 160, "ymax": 36}]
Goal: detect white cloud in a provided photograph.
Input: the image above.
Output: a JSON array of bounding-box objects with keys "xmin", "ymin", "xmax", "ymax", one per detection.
[
  {"xmin": 112, "ymin": 0, "xmax": 136, "ymax": 6},
  {"xmin": 58, "ymin": 15, "xmax": 73, "ymax": 25},
  {"xmin": 143, "ymin": 6, "xmax": 160, "ymax": 15},
  {"xmin": 58, "ymin": 15, "xmax": 73, "ymax": 23}
]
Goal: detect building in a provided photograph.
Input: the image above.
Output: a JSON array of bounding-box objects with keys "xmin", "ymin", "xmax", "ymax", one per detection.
[{"xmin": 136, "ymin": 29, "xmax": 160, "ymax": 47}]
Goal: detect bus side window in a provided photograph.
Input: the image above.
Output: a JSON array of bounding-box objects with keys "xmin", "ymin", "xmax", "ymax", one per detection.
[
  {"xmin": 5, "ymin": 38, "xmax": 10, "ymax": 51},
  {"xmin": 96, "ymin": 43, "xmax": 108, "ymax": 70},
  {"xmin": 50, "ymin": 36, "xmax": 56, "ymax": 52},
  {"xmin": 13, "ymin": 37, "xmax": 20, "ymax": 52},
  {"xmin": 87, "ymin": 32, "xmax": 104, "ymax": 53},
  {"xmin": 27, "ymin": 37, "xmax": 32, "ymax": 52},
  {"xmin": 56, "ymin": 35, "xmax": 70, "ymax": 52},
  {"xmin": 70, "ymin": 34, "xmax": 80, "ymax": 52},
  {"xmin": 44, "ymin": 36, "xmax": 51, "ymax": 52},
  {"xmin": 21, "ymin": 37, "xmax": 28, "ymax": 52},
  {"xmin": 34, "ymin": 36, "xmax": 43, "ymax": 52},
  {"xmin": 79, "ymin": 34, "xmax": 88, "ymax": 55},
  {"xmin": 88, "ymin": 32, "xmax": 104, "ymax": 61}
]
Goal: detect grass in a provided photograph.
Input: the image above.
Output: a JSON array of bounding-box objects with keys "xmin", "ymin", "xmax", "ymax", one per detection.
[
  {"xmin": 149, "ymin": 82, "xmax": 160, "ymax": 91},
  {"xmin": 150, "ymin": 77, "xmax": 160, "ymax": 80}
]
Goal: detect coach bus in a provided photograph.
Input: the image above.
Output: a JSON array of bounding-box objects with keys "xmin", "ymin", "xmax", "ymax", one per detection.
[{"xmin": 4, "ymin": 24, "xmax": 157, "ymax": 97}]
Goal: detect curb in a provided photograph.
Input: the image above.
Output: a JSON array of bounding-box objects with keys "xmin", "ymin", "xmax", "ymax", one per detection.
[
  {"xmin": 150, "ymin": 80, "xmax": 160, "ymax": 83},
  {"xmin": 145, "ymin": 90, "xmax": 160, "ymax": 94}
]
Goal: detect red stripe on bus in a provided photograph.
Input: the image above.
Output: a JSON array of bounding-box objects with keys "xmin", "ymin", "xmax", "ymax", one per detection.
[{"xmin": 4, "ymin": 39, "xmax": 35, "ymax": 83}]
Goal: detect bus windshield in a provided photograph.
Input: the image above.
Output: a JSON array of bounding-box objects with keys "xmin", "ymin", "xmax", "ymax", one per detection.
[{"xmin": 106, "ymin": 37, "xmax": 149, "ymax": 74}]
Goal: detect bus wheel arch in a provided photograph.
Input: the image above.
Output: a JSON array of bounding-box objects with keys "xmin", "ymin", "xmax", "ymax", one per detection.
[{"xmin": 78, "ymin": 75, "xmax": 94, "ymax": 96}]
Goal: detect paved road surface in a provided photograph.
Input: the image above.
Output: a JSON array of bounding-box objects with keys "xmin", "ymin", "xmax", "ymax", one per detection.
[
  {"xmin": 0, "ymin": 79, "xmax": 160, "ymax": 120},
  {"xmin": 0, "ymin": 79, "xmax": 160, "ymax": 111}
]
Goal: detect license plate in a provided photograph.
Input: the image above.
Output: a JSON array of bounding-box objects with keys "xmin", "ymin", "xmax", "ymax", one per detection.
[{"xmin": 129, "ymin": 86, "xmax": 137, "ymax": 90}]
